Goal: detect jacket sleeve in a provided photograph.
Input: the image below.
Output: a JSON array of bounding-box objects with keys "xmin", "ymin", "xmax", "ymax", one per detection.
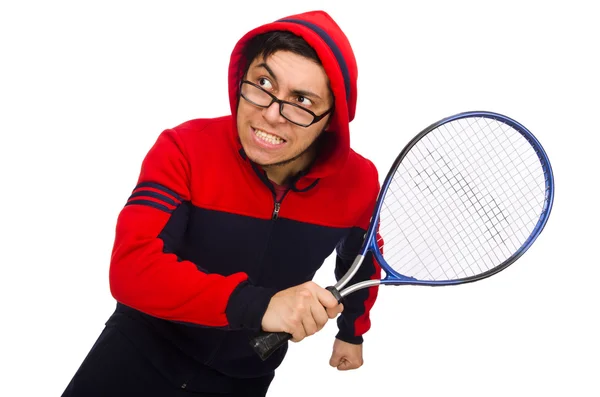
[
  {"xmin": 109, "ymin": 127, "xmax": 276, "ymax": 330},
  {"xmin": 334, "ymin": 161, "xmax": 382, "ymax": 344}
]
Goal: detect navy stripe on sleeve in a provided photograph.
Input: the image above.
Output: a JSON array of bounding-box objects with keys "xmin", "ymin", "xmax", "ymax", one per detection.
[
  {"xmin": 129, "ymin": 190, "xmax": 179, "ymax": 206},
  {"xmin": 125, "ymin": 182, "xmax": 182, "ymax": 213},
  {"xmin": 125, "ymin": 199, "xmax": 173, "ymax": 214},
  {"xmin": 135, "ymin": 181, "xmax": 182, "ymax": 201}
]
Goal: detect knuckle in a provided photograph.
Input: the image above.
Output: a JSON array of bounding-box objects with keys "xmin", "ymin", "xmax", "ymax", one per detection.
[
  {"xmin": 297, "ymin": 289, "xmax": 312, "ymax": 299},
  {"xmin": 288, "ymin": 317, "xmax": 301, "ymax": 330},
  {"xmin": 294, "ymin": 302, "xmax": 306, "ymax": 314}
]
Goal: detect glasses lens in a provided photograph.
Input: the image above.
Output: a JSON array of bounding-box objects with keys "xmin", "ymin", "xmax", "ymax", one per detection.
[
  {"xmin": 241, "ymin": 82, "xmax": 315, "ymax": 126},
  {"xmin": 281, "ymin": 104, "xmax": 314, "ymax": 126},
  {"xmin": 241, "ymin": 83, "xmax": 272, "ymax": 107}
]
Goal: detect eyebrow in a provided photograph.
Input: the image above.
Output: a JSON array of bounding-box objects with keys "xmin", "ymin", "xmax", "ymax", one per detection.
[
  {"xmin": 255, "ymin": 62, "xmax": 323, "ymax": 100},
  {"xmin": 257, "ymin": 62, "xmax": 278, "ymax": 81}
]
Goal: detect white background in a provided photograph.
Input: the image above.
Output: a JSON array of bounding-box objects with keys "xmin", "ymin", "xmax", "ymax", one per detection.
[{"xmin": 1, "ymin": 1, "xmax": 598, "ymax": 396}]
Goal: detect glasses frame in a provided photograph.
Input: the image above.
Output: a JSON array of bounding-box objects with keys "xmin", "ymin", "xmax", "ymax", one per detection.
[{"xmin": 240, "ymin": 80, "xmax": 334, "ymax": 127}]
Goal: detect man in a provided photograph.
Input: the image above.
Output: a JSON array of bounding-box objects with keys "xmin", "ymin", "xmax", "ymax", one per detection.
[{"xmin": 62, "ymin": 9, "xmax": 381, "ymax": 397}]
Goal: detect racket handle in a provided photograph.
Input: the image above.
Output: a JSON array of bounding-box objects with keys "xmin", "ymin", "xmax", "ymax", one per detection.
[
  {"xmin": 250, "ymin": 331, "xmax": 292, "ymax": 361},
  {"xmin": 249, "ymin": 286, "xmax": 342, "ymax": 361}
]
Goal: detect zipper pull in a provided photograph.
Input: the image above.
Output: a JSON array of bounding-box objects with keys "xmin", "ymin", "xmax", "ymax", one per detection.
[{"xmin": 272, "ymin": 202, "xmax": 281, "ymax": 220}]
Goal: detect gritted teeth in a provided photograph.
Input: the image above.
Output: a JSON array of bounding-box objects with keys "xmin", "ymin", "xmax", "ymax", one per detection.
[{"xmin": 255, "ymin": 129, "xmax": 285, "ymax": 144}]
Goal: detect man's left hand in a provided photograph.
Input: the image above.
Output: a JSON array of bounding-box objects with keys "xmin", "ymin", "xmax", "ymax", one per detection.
[{"xmin": 329, "ymin": 338, "xmax": 363, "ymax": 371}]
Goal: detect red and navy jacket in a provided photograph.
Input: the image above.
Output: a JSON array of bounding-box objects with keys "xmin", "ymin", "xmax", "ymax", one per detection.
[{"xmin": 106, "ymin": 10, "xmax": 381, "ymax": 379}]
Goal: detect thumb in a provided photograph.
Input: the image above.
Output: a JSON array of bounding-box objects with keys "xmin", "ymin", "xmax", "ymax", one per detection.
[{"xmin": 336, "ymin": 359, "xmax": 352, "ymax": 371}]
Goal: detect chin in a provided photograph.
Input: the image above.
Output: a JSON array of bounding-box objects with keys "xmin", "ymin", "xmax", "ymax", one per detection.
[
  {"xmin": 246, "ymin": 152, "xmax": 284, "ymax": 167},
  {"xmin": 241, "ymin": 139, "xmax": 286, "ymax": 166}
]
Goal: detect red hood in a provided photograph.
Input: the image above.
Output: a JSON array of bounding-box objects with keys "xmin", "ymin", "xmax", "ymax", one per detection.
[{"xmin": 227, "ymin": 10, "xmax": 358, "ymax": 182}]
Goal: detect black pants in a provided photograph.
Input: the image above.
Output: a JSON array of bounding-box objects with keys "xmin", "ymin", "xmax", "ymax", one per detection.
[{"xmin": 61, "ymin": 325, "xmax": 274, "ymax": 396}]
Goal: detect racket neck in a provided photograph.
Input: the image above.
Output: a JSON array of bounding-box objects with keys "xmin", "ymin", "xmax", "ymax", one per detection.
[{"xmin": 334, "ymin": 254, "xmax": 365, "ymax": 291}]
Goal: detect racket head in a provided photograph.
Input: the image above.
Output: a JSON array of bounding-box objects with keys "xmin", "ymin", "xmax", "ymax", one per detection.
[{"xmin": 362, "ymin": 111, "xmax": 554, "ymax": 286}]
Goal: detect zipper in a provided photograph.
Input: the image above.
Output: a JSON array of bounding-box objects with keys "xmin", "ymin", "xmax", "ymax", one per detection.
[
  {"xmin": 271, "ymin": 187, "xmax": 291, "ymax": 220},
  {"xmin": 272, "ymin": 202, "xmax": 281, "ymax": 220},
  {"xmin": 248, "ymin": 161, "xmax": 289, "ymax": 221},
  {"xmin": 255, "ymin": 192, "xmax": 286, "ymax": 285}
]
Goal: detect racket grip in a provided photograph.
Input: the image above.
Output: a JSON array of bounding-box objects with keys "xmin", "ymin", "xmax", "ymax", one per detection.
[
  {"xmin": 250, "ymin": 331, "xmax": 292, "ymax": 361},
  {"xmin": 249, "ymin": 286, "xmax": 342, "ymax": 361}
]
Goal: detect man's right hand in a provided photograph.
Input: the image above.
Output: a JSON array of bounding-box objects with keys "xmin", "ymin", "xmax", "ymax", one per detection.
[{"xmin": 261, "ymin": 281, "xmax": 344, "ymax": 342}]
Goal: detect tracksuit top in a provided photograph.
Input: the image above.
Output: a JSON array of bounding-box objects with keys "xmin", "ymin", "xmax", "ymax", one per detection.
[{"xmin": 106, "ymin": 10, "xmax": 381, "ymax": 380}]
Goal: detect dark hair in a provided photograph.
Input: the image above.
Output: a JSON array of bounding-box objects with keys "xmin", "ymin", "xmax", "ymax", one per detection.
[{"xmin": 240, "ymin": 31, "xmax": 321, "ymax": 77}]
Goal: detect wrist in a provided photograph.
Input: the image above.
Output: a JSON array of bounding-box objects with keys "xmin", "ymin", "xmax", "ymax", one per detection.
[
  {"xmin": 226, "ymin": 281, "xmax": 277, "ymax": 330},
  {"xmin": 335, "ymin": 330, "xmax": 364, "ymax": 345}
]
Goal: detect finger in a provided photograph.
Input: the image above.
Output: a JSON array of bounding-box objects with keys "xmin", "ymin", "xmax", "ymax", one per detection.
[
  {"xmin": 302, "ymin": 317, "xmax": 318, "ymax": 337},
  {"xmin": 329, "ymin": 352, "xmax": 342, "ymax": 367},
  {"xmin": 311, "ymin": 303, "xmax": 329, "ymax": 330},
  {"xmin": 326, "ymin": 303, "xmax": 344, "ymax": 319},
  {"xmin": 288, "ymin": 315, "xmax": 306, "ymax": 342},
  {"xmin": 290, "ymin": 326, "xmax": 307, "ymax": 342},
  {"xmin": 315, "ymin": 287, "xmax": 339, "ymax": 309},
  {"xmin": 291, "ymin": 290, "xmax": 312, "ymax": 336},
  {"xmin": 301, "ymin": 306, "xmax": 319, "ymax": 336},
  {"xmin": 289, "ymin": 297, "xmax": 309, "ymax": 342}
]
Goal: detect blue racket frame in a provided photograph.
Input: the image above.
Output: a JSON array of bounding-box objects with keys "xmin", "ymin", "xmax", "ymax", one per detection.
[{"xmin": 336, "ymin": 111, "xmax": 554, "ymax": 293}]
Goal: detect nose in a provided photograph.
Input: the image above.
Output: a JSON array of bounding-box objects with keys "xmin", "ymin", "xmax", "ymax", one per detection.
[{"xmin": 262, "ymin": 101, "xmax": 285, "ymax": 124}]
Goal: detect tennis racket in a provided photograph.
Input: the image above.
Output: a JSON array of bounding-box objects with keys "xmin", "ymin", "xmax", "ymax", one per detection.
[{"xmin": 250, "ymin": 110, "xmax": 554, "ymax": 361}]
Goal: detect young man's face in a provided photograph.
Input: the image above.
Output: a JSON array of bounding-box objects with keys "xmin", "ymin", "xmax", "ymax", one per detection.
[{"xmin": 236, "ymin": 50, "xmax": 333, "ymax": 171}]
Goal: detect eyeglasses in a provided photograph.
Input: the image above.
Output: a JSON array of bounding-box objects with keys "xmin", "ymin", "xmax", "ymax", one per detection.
[{"xmin": 240, "ymin": 80, "xmax": 333, "ymax": 127}]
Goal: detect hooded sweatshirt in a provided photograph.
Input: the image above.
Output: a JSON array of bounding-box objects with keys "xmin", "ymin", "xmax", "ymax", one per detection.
[{"xmin": 106, "ymin": 10, "xmax": 381, "ymax": 382}]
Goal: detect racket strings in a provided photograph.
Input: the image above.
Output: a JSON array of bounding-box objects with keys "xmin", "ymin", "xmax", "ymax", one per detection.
[
  {"xmin": 380, "ymin": 123, "xmax": 511, "ymax": 278},
  {"xmin": 439, "ymin": 119, "xmax": 546, "ymax": 244},
  {"xmin": 398, "ymin": 119, "xmax": 543, "ymax": 276},
  {"xmin": 452, "ymin": 119, "xmax": 545, "ymax": 214},
  {"xmin": 380, "ymin": 174, "xmax": 479, "ymax": 279},
  {"xmin": 380, "ymin": 168, "xmax": 477, "ymax": 279},
  {"xmin": 409, "ymin": 119, "xmax": 509, "ymax": 275},
  {"xmin": 377, "ymin": 117, "xmax": 547, "ymax": 281},
  {"xmin": 414, "ymin": 125, "xmax": 543, "ymax": 273}
]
